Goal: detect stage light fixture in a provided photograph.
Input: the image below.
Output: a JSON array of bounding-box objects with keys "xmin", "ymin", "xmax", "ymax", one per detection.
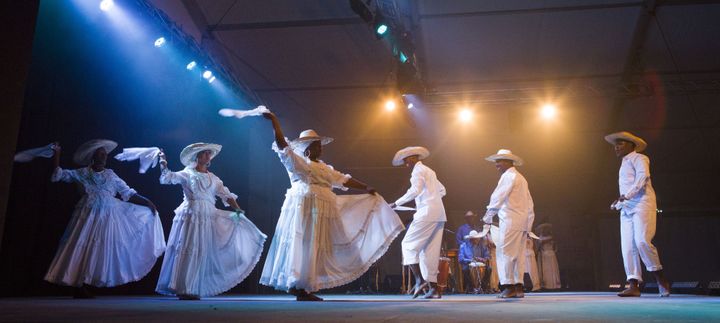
[
  {"xmin": 459, "ymin": 108, "xmax": 473, "ymax": 122},
  {"xmin": 186, "ymin": 61, "xmax": 197, "ymax": 70},
  {"xmin": 385, "ymin": 100, "xmax": 397, "ymax": 111},
  {"xmin": 208, "ymin": 76, "xmax": 216, "ymax": 83},
  {"xmin": 203, "ymin": 70, "xmax": 213, "ymax": 79},
  {"xmin": 376, "ymin": 24, "xmax": 388, "ymax": 35},
  {"xmin": 407, "ymin": 103, "xmax": 414, "ymax": 109},
  {"xmin": 100, "ymin": 0, "xmax": 114, "ymax": 11},
  {"xmin": 154, "ymin": 37, "xmax": 166, "ymax": 48},
  {"xmin": 541, "ymin": 103, "xmax": 557, "ymax": 119}
]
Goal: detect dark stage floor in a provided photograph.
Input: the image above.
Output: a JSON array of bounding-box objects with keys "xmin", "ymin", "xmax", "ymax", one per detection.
[{"xmin": 1, "ymin": 292, "xmax": 718, "ymax": 322}]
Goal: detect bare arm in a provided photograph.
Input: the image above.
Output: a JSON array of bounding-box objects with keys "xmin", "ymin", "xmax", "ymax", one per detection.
[
  {"xmin": 344, "ymin": 177, "xmax": 376, "ymax": 195},
  {"xmin": 263, "ymin": 112, "xmax": 289, "ymax": 149},
  {"xmin": 226, "ymin": 198, "xmax": 244, "ymax": 213},
  {"xmin": 52, "ymin": 142, "xmax": 61, "ymax": 169},
  {"xmin": 128, "ymin": 193, "xmax": 158, "ymax": 215}
]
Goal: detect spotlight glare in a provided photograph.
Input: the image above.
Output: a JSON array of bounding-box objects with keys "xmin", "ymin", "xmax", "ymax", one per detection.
[
  {"xmin": 202, "ymin": 70, "xmax": 213, "ymax": 79},
  {"xmin": 186, "ymin": 61, "xmax": 197, "ymax": 70},
  {"xmin": 99, "ymin": 0, "xmax": 114, "ymax": 11},
  {"xmin": 459, "ymin": 108, "xmax": 473, "ymax": 122},
  {"xmin": 208, "ymin": 76, "xmax": 216, "ymax": 83},
  {"xmin": 407, "ymin": 103, "xmax": 414, "ymax": 109},
  {"xmin": 384, "ymin": 100, "xmax": 397, "ymax": 111},
  {"xmin": 376, "ymin": 24, "xmax": 388, "ymax": 35},
  {"xmin": 154, "ymin": 37, "xmax": 166, "ymax": 48},
  {"xmin": 541, "ymin": 103, "xmax": 557, "ymax": 119}
]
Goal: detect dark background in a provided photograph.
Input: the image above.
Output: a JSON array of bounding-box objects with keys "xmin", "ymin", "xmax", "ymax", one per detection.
[{"xmin": 1, "ymin": 0, "xmax": 720, "ymax": 296}]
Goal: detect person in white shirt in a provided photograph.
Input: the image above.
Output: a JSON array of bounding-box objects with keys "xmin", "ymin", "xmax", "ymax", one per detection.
[
  {"xmin": 390, "ymin": 146, "xmax": 447, "ymax": 299},
  {"xmin": 605, "ymin": 131, "xmax": 670, "ymax": 297},
  {"xmin": 483, "ymin": 149, "xmax": 535, "ymax": 298}
]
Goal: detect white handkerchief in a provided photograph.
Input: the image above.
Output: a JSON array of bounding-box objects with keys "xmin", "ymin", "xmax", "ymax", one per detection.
[
  {"xmin": 14, "ymin": 143, "xmax": 56, "ymax": 162},
  {"xmin": 218, "ymin": 105, "xmax": 270, "ymax": 119},
  {"xmin": 114, "ymin": 147, "xmax": 161, "ymax": 173}
]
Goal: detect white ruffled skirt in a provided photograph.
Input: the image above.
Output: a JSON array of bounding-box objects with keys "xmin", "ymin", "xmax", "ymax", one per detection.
[
  {"xmin": 260, "ymin": 186, "xmax": 404, "ymax": 293},
  {"xmin": 156, "ymin": 200, "xmax": 266, "ymax": 297},
  {"xmin": 540, "ymin": 249, "xmax": 561, "ymax": 289},
  {"xmin": 44, "ymin": 195, "xmax": 166, "ymax": 287}
]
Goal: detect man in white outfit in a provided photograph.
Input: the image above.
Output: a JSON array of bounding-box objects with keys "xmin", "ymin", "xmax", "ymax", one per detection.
[
  {"xmin": 390, "ymin": 146, "xmax": 447, "ymax": 299},
  {"xmin": 483, "ymin": 149, "xmax": 535, "ymax": 298},
  {"xmin": 605, "ymin": 131, "xmax": 670, "ymax": 297}
]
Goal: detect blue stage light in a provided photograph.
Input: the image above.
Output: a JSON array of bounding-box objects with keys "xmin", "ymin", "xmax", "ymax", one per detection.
[
  {"xmin": 186, "ymin": 61, "xmax": 197, "ymax": 70},
  {"xmin": 154, "ymin": 37, "xmax": 166, "ymax": 48},
  {"xmin": 203, "ymin": 70, "xmax": 213, "ymax": 79},
  {"xmin": 208, "ymin": 76, "xmax": 216, "ymax": 83},
  {"xmin": 99, "ymin": 0, "xmax": 114, "ymax": 11},
  {"xmin": 376, "ymin": 24, "xmax": 388, "ymax": 35}
]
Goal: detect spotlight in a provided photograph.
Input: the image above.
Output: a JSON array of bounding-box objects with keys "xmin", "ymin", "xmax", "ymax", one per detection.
[
  {"xmin": 541, "ymin": 103, "xmax": 557, "ymax": 119},
  {"xmin": 384, "ymin": 100, "xmax": 397, "ymax": 111},
  {"xmin": 208, "ymin": 76, "xmax": 216, "ymax": 83},
  {"xmin": 154, "ymin": 37, "xmax": 166, "ymax": 48},
  {"xmin": 459, "ymin": 108, "xmax": 473, "ymax": 122},
  {"xmin": 407, "ymin": 103, "xmax": 414, "ymax": 109},
  {"xmin": 99, "ymin": 0, "xmax": 114, "ymax": 11},
  {"xmin": 186, "ymin": 61, "xmax": 197, "ymax": 70},
  {"xmin": 203, "ymin": 70, "xmax": 213, "ymax": 79},
  {"xmin": 376, "ymin": 24, "xmax": 388, "ymax": 36}
]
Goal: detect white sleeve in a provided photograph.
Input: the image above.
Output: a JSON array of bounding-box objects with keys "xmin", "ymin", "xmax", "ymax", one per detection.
[
  {"xmin": 50, "ymin": 167, "xmax": 77, "ymax": 183},
  {"xmin": 486, "ymin": 171, "xmax": 515, "ymax": 212},
  {"xmin": 624, "ymin": 155, "xmax": 651, "ymax": 199},
  {"xmin": 159, "ymin": 168, "xmax": 185, "ymax": 185},
  {"xmin": 214, "ymin": 175, "xmax": 239, "ymax": 207},
  {"xmin": 395, "ymin": 168, "xmax": 425, "ymax": 206},
  {"xmin": 110, "ymin": 170, "xmax": 137, "ymax": 202}
]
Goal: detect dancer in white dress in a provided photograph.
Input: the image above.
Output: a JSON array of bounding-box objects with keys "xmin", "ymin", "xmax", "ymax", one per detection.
[
  {"xmin": 260, "ymin": 112, "xmax": 404, "ymax": 301},
  {"xmin": 536, "ymin": 223, "xmax": 561, "ymax": 289},
  {"xmin": 155, "ymin": 143, "xmax": 266, "ymax": 300},
  {"xmin": 45, "ymin": 140, "xmax": 165, "ymax": 298}
]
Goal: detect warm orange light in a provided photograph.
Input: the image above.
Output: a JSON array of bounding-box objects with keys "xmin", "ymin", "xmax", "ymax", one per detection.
[
  {"xmin": 459, "ymin": 108, "xmax": 473, "ymax": 122},
  {"xmin": 385, "ymin": 100, "xmax": 397, "ymax": 111},
  {"xmin": 541, "ymin": 103, "xmax": 557, "ymax": 119}
]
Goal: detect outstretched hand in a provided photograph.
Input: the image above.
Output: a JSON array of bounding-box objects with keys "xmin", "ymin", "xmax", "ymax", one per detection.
[
  {"xmin": 366, "ymin": 186, "xmax": 377, "ymax": 195},
  {"xmin": 52, "ymin": 142, "xmax": 62, "ymax": 155}
]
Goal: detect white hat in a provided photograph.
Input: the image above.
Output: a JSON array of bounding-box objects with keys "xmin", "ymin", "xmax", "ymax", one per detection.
[
  {"xmin": 73, "ymin": 139, "xmax": 117, "ymax": 165},
  {"xmin": 485, "ymin": 149, "xmax": 524, "ymax": 166},
  {"xmin": 180, "ymin": 143, "xmax": 222, "ymax": 167},
  {"xmin": 464, "ymin": 229, "xmax": 485, "ymax": 240},
  {"xmin": 290, "ymin": 129, "xmax": 333, "ymax": 151},
  {"xmin": 604, "ymin": 131, "xmax": 647, "ymax": 152},
  {"xmin": 392, "ymin": 146, "xmax": 430, "ymax": 166}
]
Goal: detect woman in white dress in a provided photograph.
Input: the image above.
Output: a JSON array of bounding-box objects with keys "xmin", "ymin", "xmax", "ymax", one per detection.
[
  {"xmin": 155, "ymin": 143, "xmax": 266, "ymax": 300},
  {"xmin": 260, "ymin": 112, "xmax": 404, "ymax": 301},
  {"xmin": 537, "ymin": 223, "xmax": 561, "ymax": 289},
  {"xmin": 45, "ymin": 140, "xmax": 165, "ymax": 298}
]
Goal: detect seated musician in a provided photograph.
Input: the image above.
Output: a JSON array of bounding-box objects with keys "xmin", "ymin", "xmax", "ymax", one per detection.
[{"xmin": 459, "ymin": 230, "xmax": 490, "ymax": 293}]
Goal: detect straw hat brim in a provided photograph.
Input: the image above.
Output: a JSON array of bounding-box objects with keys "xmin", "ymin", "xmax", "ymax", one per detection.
[
  {"xmin": 73, "ymin": 139, "xmax": 118, "ymax": 165},
  {"xmin": 180, "ymin": 143, "xmax": 222, "ymax": 166},
  {"xmin": 604, "ymin": 132, "xmax": 647, "ymax": 152},
  {"xmin": 392, "ymin": 146, "xmax": 430, "ymax": 166},
  {"xmin": 485, "ymin": 153, "xmax": 524, "ymax": 166}
]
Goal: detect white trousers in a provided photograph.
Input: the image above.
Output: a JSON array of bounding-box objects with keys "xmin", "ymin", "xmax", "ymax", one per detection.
[
  {"xmin": 495, "ymin": 229, "xmax": 527, "ymax": 285},
  {"xmin": 620, "ymin": 206, "xmax": 663, "ymax": 281},
  {"xmin": 402, "ymin": 221, "xmax": 445, "ymax": 283}
]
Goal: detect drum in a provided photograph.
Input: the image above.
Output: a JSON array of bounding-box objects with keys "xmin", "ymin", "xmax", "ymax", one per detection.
[
  {"xmin": 446, "ymin": 248, "xmax": 458, "ymax": 258},
  {"xmin": 468, "ymin": 261, "xmax": 486, "ymax": 292},
  {"xmin": 437, "ymin": 257, "xmax": 451, "ymax": 290}
]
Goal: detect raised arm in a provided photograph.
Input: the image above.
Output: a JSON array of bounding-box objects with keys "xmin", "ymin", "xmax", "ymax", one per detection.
[
  {"xmin": 263, "ymin": 112, "xmax": 289, "ymax": 149},
  {"xmin": 344, "ymin": 177, "xmax": 377, "ymax": 195}
]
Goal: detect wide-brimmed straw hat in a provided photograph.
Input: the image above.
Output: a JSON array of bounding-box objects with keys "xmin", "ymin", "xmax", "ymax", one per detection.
[
  {"xmin": 180, "ymin": 143, "xmax": 222, "ymax": 167},
  {"xmin": 392, "ymin": 146, "xmax": 430, "ymax": 166},
  {"xmin": 290, "ymin": 129, "xmax": 333, "ymax": 151},
  {"xmin": 485, "ymin": 149, "xmax": 524, "ymax": 166},
  {"xmin": 604, "ymin": 131, "xmax": 647, "ymax": 152},
  {"xmin": 73, "ymin": 139, "xmax": 117, "ymax": 165},
  {"xmin": 464, "ymin": 229, "xmax": 485, "ymax": 240}
]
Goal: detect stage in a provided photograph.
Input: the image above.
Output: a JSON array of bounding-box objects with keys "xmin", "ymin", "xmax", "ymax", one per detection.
[{"xmin": 1, "ymin": 292, "xmax": 718, "ymax": 322}]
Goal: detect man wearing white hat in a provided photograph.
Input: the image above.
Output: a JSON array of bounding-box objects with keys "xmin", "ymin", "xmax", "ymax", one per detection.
[
  {"xmin": 483, "ymin": 149, "xmax": 535, "ymax": 298},
  {"xmin": 605, "ymin": 131, "xmax": 670, "ymax": 297},
  {"xmin": 390, "ymin": 146, "xmax": 447, "ymax": 299}
]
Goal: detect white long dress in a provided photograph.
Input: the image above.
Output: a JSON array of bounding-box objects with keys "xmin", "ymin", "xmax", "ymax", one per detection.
[
  {"xmin": 524, "ymin": 239, "xmax": 541, "ymax": 291},
  {"xmin": 155, "ymin": 167, "xmax": 266, "ymax": 297},
  {"xmin": 539, "ymin": 236, "xmax": 561, "ymax": 289},
  {"xmin": 45, "ymin": 167, "xmax": 166, "ymax": 287},
  {"xmin": 260, "ymin": 145, "xmax": 404, "ymax": 293}
]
